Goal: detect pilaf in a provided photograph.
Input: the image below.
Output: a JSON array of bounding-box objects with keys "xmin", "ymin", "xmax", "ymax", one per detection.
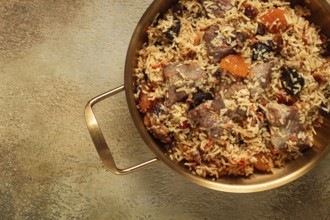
[{"xmin": 133, "ymin": 0, "xmax": 330, "ymax": 178}]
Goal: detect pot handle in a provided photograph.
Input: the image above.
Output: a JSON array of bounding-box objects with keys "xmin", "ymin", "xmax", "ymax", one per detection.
[{"xmin": 85, "ymin": 85, "xmax": 158, "ymax": 175}]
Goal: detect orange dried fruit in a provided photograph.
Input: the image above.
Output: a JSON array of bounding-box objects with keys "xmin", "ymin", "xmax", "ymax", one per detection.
[
  {"xmin": 260, "ymin": 8, "xmax": 288, "ymax": 33},
  {"xmin": 219, "ymin": 54, "xmax": 249, "ymax": 77}
]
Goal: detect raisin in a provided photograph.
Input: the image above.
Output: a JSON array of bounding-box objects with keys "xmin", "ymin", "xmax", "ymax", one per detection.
[
  {"xmin": 256, "ymin": 23, "xmax": 266, "ymax": 36},
  {"xmin": 252, "ymin": 43, "xmax": 272, "ymax": 61},
  {"xmin": 154, "ymin": 41, "xmax": 162, "ymax": 46},
  {"xmin": 213, "ymin": 69, "xmax": 222, "ymax": 81},
  {"xmin": 172, "ymin": 3, "xmax": 184, "ymax": 17},
  {"xmin": 319, "ymin": 102, "xmax": 329, "ymax": 116},
  {"xmin": 190, "ymin": 92, "xmax": 213, "ymax": 108},
  {"xmin": 244, "ymin": 4, "xmax": 258, "ymax": 19},
  {"xmin": 164, "ymin": 17, "xmax": 181, "ymax": 41},
  {"xmin": 153, "ymin": 104, "xmax": 164, "ymax": 116},
  {"xmin": 272, "ymin": 34, "xmax": 283, "ymax": 53},
  {"xmin": 320, "ymin": 34, "xmax": 330, "ymax": 57},
  {"xmin": 280, "ymin": 67, "xmax": 305, "ymax": 95}
]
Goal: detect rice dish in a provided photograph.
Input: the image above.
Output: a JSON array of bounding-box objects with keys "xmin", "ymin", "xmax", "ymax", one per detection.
[{"xmin": 133, "ymin": 0, "xmax": 330, "ymax": 178}]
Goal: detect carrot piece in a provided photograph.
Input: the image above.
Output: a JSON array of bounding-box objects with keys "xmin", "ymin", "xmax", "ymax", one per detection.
[
  {"xmin": 290, "ymin": 135, "xmax": 298, "ymax": 142},
  {"xmin": 152, "ymin": 62, "xmax": 163, "ymax": 69},
  {"xmin": 139, "ymin": 92, "xmax": 152, "ymax": 113},
  {"xmin": 253, "ymin": 153, "xmax": 273, "ymax": 172},
  {"xmin": 219, "ymin": 54, "xmax": 249, "ymax": 77},
  {"xmin": 139, "ymin": 92, "xmax": 157, "ymax": 113},
  {"xmin": 260, "ymin": 8, "xmax": 288, "ymax": 33}
]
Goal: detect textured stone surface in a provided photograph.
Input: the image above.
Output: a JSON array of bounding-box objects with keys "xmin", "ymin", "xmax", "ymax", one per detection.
[{"xmin": 0, "ymin": 0, "xmax": 329, "ymax": 219}]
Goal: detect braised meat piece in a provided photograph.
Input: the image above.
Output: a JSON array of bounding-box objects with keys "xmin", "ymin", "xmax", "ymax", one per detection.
[
  {"xmin": 188, "ymin": 101, "xmax": 232, "ymax": 139},
  {"xmin": 163, "ymin": 62, "xmax": 206, "ymax": 106},
  {"xmin": 200, "ymin": 0, "xmax": 232, "ymax": 18},
  {"xmin": 163, "ymin": 62, "xmax": 206, "ymax": 84},
  {"xmin": 265, "ymin": 103, "xmax": 310, "ymax": 149},
  {"xmin": 203, "ymin": 25, "xmax": 235, "ymax": 64},
  {"xmin": 211, "ymin": 83, "xmax": 247, "ymax": 107},
  {"xmin": 249, "ymin": 61, "xmax": 275, "ymax": 95},
  {"xmin": 250, "ymin": 62, "xmax": 274, "ymax": 88},
  {"xmin": 165, "ymin": 86, "xmax": 188, "ymax": 107}
]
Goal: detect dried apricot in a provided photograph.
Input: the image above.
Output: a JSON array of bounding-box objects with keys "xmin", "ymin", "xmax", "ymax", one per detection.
[
  {"xmin": 219, "ymin": 55, "xmax": 249, "ymax": 77},
  {"xmin": 260, "ymin": 8, "xmax": 288, "ymax": 33}
]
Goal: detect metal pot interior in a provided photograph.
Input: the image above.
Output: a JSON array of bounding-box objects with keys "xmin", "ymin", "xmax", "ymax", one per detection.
[{"xmin": 124, "ymin": 0, "xmax": 330, "ymax": 192}]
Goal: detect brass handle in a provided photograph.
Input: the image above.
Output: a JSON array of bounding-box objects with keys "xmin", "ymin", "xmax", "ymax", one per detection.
[{"xmin": 85, "ymin": 85, "xmax": 158, "ymax": 174}]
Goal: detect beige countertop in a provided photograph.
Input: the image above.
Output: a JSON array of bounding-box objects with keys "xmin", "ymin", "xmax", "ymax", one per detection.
[{"xmin": 0, "ymin": 0, "xmax": 329, "ymax": 219}]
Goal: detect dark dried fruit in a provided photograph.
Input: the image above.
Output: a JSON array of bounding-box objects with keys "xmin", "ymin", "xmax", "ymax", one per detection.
[
  {"xmin": 178, "ymin": 121, "xmax": 190, "ymax": 129},
  {"xmin": 164, "ymin": 17, "xmax": 181, "ymax": 41},
  {"xmin": 320, "ymin": 34, "xmax": 330, "ymax": 57},
  {"xmin": 280, "ymin": 67, "xmax": 305, "ymax": 95},
  {"xmin": 154, "ymin": 104, "xmax": 164, "ymax": 116},
  {"xmin": 191, "ymin": 92, "xmax": 213, "ymax": 107},
  {"xmin": 277, "ymin": 90, "xmax": 297, "ymax": 105},
  {"xmin": 154, "ymin": 41, "xmax": 162, "ymax": 46},
  {"xmin": 213, "ymin": 69, "xmax": 222, "ymax": 81},
  {"xmin": 272, "ymin": 34, "xmax": 284, "ymax": 53},
  {"xmin": 256, "ymin": 23, "xmax": 266, "ymax": 36},
  {"xmin": 243, "ymin": 4, "xmax": 258, "ymax": 19},
  {"xmin": 319, "ymin": 102, "xmax": 329, "ymax": 116},
  {"xmin": 172, "ymin": 3, "xmax": 184, "ymax": 16},
  {"xmin": 236, "ymin": 32, "xmax": 246, "ymax": 47},
  {"xmin": 252, "ymin": 43, "xmax": 272, "ymax": 61},
  {"xmin": 152, "ymin": 13, "xmax": 164, "ymax": 27}
]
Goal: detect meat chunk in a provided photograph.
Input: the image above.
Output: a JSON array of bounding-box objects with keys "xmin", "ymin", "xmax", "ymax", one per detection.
[
  {"xmin": 163, "ymin": 62, "xmax": 206, "ymax": 85},
  {"xmin": 200, "ymin": 0, "xmax": 232, "ymax": 18},
  {"xmin": 211, "ymin": 83, "xmax": 247, "ymax": 115},
  {"xmin": 249, "ymin": 61, "xmax": 275, "ymax": 95},
  {"xmin": 163, "ymin": 62, "xmax": 206, "ymax": 106},
  {"xmin": 203, "ymin": 25, "xmax": 235, "ymax": 64},
  {"xmin": 208, "ymin": 46, "xmax": 235, "ymax": 64},
  {"xmin": 265, "ymin": 103, "xmax": 310, "ymax": 149},
  {"xmin": 188, "ymin": 102, "xmax": 232, "ymax": 139},
  {"xmin": 266, "ymin": 102, "xmax": 291, "ymax": 127},
  {"xmin": 224, "ymin": 83, "xmax": 247, "ymax": 99},
  {"xmin": 211, "ymin": 95, "xmax": 225, "ymax": 110},
  {"xmin": 250, "ymin": 62, "xmax": 274, "ymax": 88},
  {"xmin": 165, "ymin": 86, "xmax": 188, "ymax": 107}
]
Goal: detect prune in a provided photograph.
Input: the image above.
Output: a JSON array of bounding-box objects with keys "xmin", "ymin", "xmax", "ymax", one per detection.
[
  {"xmin": 272, "ymin": 34, "xmax": 283, "ymax": 53},
  {"xmin": 244, "ymin": 4, "xmax": 258, "ymax": 19},
  {"xmin": 190, "ymin": 92, "xmax": 213, "ymax": 108},
  {"xmin": 172, "ymin": 3, "xmax": 184, "ymax": 16},
  {"xmin": 252, "ymin": 43, "xmax": 272, "ymax": 61},
  {"xmin": 213, "ymin": 69, "xmax": 222, "ymax": 81},
  {"xmin": 319, "ymin": 102, "xmax": 329, "ymax": 116},
  {"xmin": 280, "ymin": 67, "xmax": 305, "ymax": 95},
  {"xmin": 154, "ymin": 41, "xmax": 162, "ymax": 46},
  {"xmin": 153, "ymin": 104, "xmax": 164, "ymax": 116},
  {"xmin": 164, "ymin": 17, "xmax": 181, "ymax": 41},
  {"xmin": 256, "ymin": 23, "xmax": 266, "ymax": 36}
]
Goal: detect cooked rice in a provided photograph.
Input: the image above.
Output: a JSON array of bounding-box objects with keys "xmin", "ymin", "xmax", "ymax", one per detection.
[{"xmin": 133, "ymin": 0, "xmax": 330, "ymax": 178}]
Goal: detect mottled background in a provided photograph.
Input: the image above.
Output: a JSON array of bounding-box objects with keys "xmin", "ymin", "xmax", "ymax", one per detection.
[{"xmin": 0, "ymin": 0, "xmax": 329, "ymax": 219}]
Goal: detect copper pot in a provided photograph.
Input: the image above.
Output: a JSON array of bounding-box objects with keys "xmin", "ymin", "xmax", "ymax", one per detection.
[{"xmin": 85, "ymin": 0, "xmax": 330, "ymax": 193}]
